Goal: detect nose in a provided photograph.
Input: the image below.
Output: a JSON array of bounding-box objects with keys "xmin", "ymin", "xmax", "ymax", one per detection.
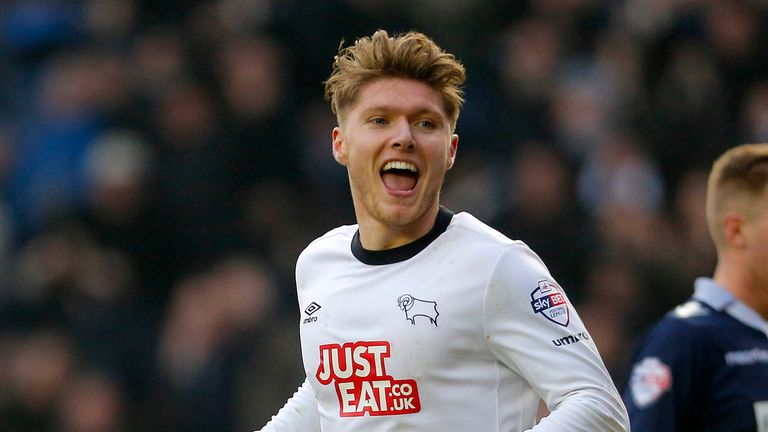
[{"xmin": 391, "ymin": 118, "xmax": 415, "ymax": 151}]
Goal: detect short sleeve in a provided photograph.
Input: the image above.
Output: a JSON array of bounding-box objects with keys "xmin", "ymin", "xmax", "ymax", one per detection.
[{"xmin": 483, "ymin": 244, "xmax": 629, "ymax": 431}]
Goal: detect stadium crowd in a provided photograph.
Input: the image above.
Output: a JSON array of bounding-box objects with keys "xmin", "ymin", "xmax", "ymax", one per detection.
[{"xmin": 1, "ymin": 0, "xmax": 767, "ymax": 430}]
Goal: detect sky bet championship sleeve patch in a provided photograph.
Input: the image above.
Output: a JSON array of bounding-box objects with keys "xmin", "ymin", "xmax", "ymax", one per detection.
[
  {"xmin": 629, "ymin": 357, "xmax": 672, "ymax": 408},
  {"xmin": 530, "ymin": 280, "xmax": 570, "ymax": 327}
]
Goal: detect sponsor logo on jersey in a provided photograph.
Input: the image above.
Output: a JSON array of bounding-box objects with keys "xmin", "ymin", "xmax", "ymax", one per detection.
[
  {"xmin": 552, "ymin": 331, "xmax": 590, "ymax": 347},
  {"xmin": 529, "ymin": 280, "xmax": 570, "ymax": 327},
  {"xmin": 629, "ymin": 357, "xmax": 672, "ymax": 408},
  {"xmin": 303, "ymin": 302, "xmax": 321, "ymax": 324},
  {"xmin": 397, "ymin": 294, "xmax": 439, "ymax": 326},
  {"xmin": 725, "ymin": 348, "xmax": 768, "ymax": 366},
  {"xmin": 316, "ymin": 341, "xmax": 421, "ymax": 417}
]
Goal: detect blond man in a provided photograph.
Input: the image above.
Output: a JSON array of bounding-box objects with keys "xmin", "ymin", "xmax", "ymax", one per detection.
[{"xmin": 623, "ymin": 144, "xmax": 768, "ymax": 431}]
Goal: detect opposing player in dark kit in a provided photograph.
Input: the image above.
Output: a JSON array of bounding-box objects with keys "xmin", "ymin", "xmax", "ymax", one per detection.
[{"xmin": 623, "ymin": 143, "xmax": 768, "ymax": 431}]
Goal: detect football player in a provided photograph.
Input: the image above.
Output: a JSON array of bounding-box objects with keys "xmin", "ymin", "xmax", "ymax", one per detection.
[
  {"xmin": 623, "ymin": 144, "xmax": 768, "ymax": 431},
  {"xmin": 258, "ymin": 29, "xmax": 629, "ymax": 432}
]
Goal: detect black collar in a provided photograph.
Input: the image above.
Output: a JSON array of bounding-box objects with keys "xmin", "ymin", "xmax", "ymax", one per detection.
[{"xmin": 351, "ymin": 206, "xmax": 454, "ymax": 265}]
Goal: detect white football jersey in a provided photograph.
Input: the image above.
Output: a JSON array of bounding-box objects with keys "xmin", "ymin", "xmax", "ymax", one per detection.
[{"xmin": 259, "ymin": 208, "xmax": 629, "ymax": 431}]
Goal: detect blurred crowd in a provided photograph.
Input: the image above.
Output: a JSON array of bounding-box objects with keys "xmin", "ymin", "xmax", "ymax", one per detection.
[{"xmin": 1, "ymin": 0, "xmax": 767, "ymax": 430}]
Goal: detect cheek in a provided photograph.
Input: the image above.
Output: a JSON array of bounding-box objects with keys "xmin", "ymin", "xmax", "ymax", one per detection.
[
  {"xmin": 346, "ymin": 152, "xmax": 375, "ymax": 183},
  {"xmin": 752, "ymin": 228, "xmax": 768, "ymax": 269}
]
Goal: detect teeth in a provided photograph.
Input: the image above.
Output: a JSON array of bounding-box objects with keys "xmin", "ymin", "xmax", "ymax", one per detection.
[{"xmin": 382, "ymin": 161, "xmax": 417, "ymax": 172}]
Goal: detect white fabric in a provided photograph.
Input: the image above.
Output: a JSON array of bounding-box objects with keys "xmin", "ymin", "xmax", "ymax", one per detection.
[{"xmin": 258, "ymin": 212, "xmax": 628, "ymax": 431}]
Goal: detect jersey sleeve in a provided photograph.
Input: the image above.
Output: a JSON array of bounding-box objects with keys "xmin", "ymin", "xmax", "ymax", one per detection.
[
  {"xmin": 621, "ymin": 315, "xmax": 702, "ymax": 432},
  {"xmin": 482, "ymin": 244, "xmax": 629, "ymax": 431},
  {"xmin": 256, "ymin": 378, "xmax": 321, "ymax": 432}
]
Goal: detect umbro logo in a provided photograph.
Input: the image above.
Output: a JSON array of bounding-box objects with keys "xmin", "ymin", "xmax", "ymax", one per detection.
[
  {"xmin": 303, "ymin": 302, "xmax": 321, "ymax": 324},
  {"xmin": 305, "ymin": 302, "xmax": 321, "ymax": 316}
]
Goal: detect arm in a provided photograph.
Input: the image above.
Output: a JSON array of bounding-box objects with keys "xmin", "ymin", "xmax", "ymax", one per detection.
[
  {"xmin": 256, "ymin": 378, "xmax": 321, "ymax": 432},
  {"xmin": 483, "ymin": 244, "xmax": 629, "ymax": 431}
]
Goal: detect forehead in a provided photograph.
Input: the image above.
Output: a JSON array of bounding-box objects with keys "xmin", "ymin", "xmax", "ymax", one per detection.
[{"xmin": 348, "ymin": 77, "xmax": 447, "ymax": 117}]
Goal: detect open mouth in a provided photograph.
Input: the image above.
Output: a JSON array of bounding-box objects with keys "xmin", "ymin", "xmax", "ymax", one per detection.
[{"xmin": 381, "ymin": 160, "xmax": 419, "ymax": 192}]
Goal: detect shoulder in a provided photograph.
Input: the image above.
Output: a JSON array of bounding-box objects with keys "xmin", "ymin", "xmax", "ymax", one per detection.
[
  {"xmin": 624, "ymin": 301, "xmax": 720, "ymax": 412},
  {"xmin": 447, "ymin": 212, "xmax": 558, "ymax": 279},
  {"xmin": 632, "ymin": 300, "xmax": 719, "ymax": 359},
  {"xmin": 646, "ymin": 301, "xmax": 710, "ymax": 337},
  {"xmin": 445, "ymin": 212, "xmax": 547, "ymax": 273},
  {"xmin": 449, "ymin": 212, "xmax": 520, "ymax": 246},
  {"xmin": 455, "ymin": 212, "xmax": 548, "ymax": 260},
  {"xmin": 668, "ymin": 300, "xmax": 716, "ymax": 325},
  {"xmin": 652, "ymin": 300, "xmax": 724, "ymax": 335},
  {"xmin": 305, "ymin": 224, "xmax": 357, "ymax": 248},
  {"xmin": 447, "ymin": 212, "xmax": 534, "ymax": 257},
  {"xmin": 296, "ymin": 225, "xmax": 357, "ymax": 272}
]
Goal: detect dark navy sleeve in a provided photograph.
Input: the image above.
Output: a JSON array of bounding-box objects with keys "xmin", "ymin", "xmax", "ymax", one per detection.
[{"xmin": 621, "ymin": 315, "xmax": 704, "ymax": 432}]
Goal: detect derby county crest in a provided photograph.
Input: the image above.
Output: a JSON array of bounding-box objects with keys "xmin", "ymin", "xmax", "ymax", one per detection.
[
  {"xmin": 530, "ymin": 280, "xmax": 570, "ymax": 327},
  {"xmin": 397, "ymin": 294, "xmax": 439, "ymax": 326}
]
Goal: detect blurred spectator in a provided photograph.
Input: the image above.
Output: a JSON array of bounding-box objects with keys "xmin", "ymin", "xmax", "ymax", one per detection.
[
  {"xmin": 129, "ymin": 26, "xmax": 190, "ymax": 104},
  {"xmin": 0, "ymin": 329, "xmax": 75, "ymax": 432},
  {"xmin": 76, "ymin": 130, "xmax": 165, "ymax": 298},
  {"xmin": 495, "ymin": 17, "xmax": 564, "ymax": 144},
  {"xmin": 82, "ymin": 131, "xmax": 154, "ymax": 231},
  {"xmin": 215, "ymin": 35, "xmax": 300, "ymax": 190},
  {"xmin": 577, "ymin": 256, "xmax": 645, "ymax": 382},
  {"xmin": 240, "ymin": 179, "xmax": 319, "ymax": 293},
  {"xmin": 1, "ymin": 1, "xmax": 82, "ymax": 58},
  {"xmin": 649, "ymin": 38, "xmax": 729, "ymax": 179},
  {"xmin": 577, "ymin": 133, "xmax": 665, "ymax": 216},
  {"xmin": 82, "ymin": 0, "xmax": 137, "ymax": 45},
  {"xmin": 8, "ymin": 221, "xmax": 157, "ymax": 402},
  {"xmin": 739, "ymin": 81, "xmax": 768, "ymax": 143},
  {"xmin": 56, "ymin": 371, "xmax": 127, "ymax": 432},
  {"xmin": 702, "ymin": 0, "xmax": 768, "ymax": 105},
  {"xmin": 442, "ymin": 152, "xmax": 504, "ymax": 224},
  {"xmin": 492, "ymin": 142, "xmax": 595, "ymax": 299},
  {"xmin": 669, "ymin": 168, "xmax": 717, "ymax": 284},
  {"xmin": 6, "ymin": 48, "xmax": 109, "ymax": 240},
  {"xmin": 550, "ymin": 59, "xmax": 623, "ymax": 159},
  {"xmin": 153, "ymin": 255, "xmax": 302, "ymax": 432},
  {"xmin": 149, "ymin": 83, "xmax": 241, "ymax": 285},
  {"xmin": 296, "ymin": 100, "xmax": 349, "ymax": 192}
]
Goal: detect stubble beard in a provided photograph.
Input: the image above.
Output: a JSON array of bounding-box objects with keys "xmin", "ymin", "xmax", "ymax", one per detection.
[{"xmin": 362, "ymin": 179, "xmax": 443, "ymax": 230}]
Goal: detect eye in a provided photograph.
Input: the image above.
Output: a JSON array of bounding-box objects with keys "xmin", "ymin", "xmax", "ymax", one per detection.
[
  {"xmin": 369, "ymin": 117, "xmax": 388, "ymax": 125},
  {"xmin": 416, "ymin": 119, "xmax": 436, "ymax": 129}
]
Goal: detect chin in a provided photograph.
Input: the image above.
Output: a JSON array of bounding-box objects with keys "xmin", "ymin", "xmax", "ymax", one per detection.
[{"xmin": 375, "ymin": 201, "xmax": 431, "ymax": 227}]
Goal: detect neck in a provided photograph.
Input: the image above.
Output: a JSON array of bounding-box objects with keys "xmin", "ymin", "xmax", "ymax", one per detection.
[
  {"xmin": 713, "ymin": 258, "xmax": 768, "ymax": 320},
  {"xmin": 357, "ymin": 205, "xmax": 440, "ymax": 251}
]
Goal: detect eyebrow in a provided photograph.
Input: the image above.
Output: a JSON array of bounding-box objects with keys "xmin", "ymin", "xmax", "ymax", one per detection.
[{"xmin": 360, "ymin": 105, "xmax": 444, "ymax": 118}]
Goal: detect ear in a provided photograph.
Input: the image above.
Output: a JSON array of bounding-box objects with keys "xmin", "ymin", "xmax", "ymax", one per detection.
[
  {"xmin": 332, "ymin": 127, "xmax": 348, "ymax": 165},
  {"xmin": 446, "ymin": 134, "xmax": 459, "ymax": 170},
  {"xmin": 723, "ymin": 213, "xmax": 747, "ymax": 248}
]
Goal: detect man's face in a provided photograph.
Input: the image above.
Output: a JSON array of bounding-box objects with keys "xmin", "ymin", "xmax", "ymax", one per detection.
[
  {"xmin": 332, "ymin": 77, "xmax": 458, "ymax": 234},
  {"xmin": 743, "ymin": 196, "xmax": 768, "ymax": 288}
]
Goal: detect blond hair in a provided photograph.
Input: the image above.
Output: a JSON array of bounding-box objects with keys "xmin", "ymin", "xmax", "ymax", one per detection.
[
  {"xmin": 706, "ymin": 143, "xmax": 768, "ymax": 248},
  {"xmin": 324, "ymin": 30, "xmax": 466, "ymax": 129}
]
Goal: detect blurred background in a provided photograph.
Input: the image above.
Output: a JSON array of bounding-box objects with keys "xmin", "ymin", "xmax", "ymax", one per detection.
[{"xmin": 0, "ymin": 0, "xmax": 766, "ymax": 430}]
